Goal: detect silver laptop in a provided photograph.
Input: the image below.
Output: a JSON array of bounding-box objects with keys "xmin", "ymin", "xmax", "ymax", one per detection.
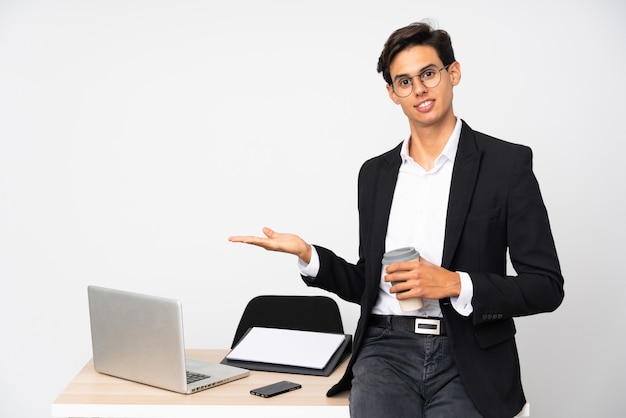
[{"xmin": 87, "ymin": 285, "xmax": 249, "ymax": 394}]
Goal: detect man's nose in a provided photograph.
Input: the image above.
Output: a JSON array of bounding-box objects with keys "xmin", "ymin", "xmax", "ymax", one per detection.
[{"xmin": 413, "ymin": 78, "xmax": 428, "ymax": 96}]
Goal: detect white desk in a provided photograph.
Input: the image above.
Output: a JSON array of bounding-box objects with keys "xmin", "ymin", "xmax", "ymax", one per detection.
[{"xmin": 52, "ymin": 349, "xmax": 350, "ymax": 418}]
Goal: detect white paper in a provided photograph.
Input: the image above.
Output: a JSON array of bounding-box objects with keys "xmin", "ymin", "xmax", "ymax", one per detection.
[{"xmin": 226, "ymin": 327, "xmax": 346, "ymax": 369}]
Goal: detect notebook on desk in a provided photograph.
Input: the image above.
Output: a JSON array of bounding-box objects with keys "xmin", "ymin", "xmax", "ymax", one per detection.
[
  {"xmin": 87, "ymin": 285, "xmax": 249, "ymax": 394},
  {"xmin": 222, "ymin": 327, "xmax": 352, "ymax": 376}
]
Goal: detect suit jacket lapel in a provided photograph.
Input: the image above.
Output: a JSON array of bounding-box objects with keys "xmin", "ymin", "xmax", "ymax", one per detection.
[
  {"xmin": 442, "ymin": 121, "xmax": 482, "ymax": 269},
  {"xmin": 369, "ymin": 144, "xmax": 402, "ymax": 286}
]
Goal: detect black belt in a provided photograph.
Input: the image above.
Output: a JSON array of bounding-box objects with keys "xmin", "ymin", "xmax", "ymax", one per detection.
[{"xmin": 368, "ymin": 314, "xmax": 446, "ymax": 336}]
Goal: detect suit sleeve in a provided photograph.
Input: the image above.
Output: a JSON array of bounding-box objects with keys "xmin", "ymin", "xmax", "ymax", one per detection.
[
  {"xmin": 301, "ymin": 245, "xmax": 366, "ymax": 304},
  {"xmin": 470, "ymin": 146, "xmax": 564, "ymax": 325}
]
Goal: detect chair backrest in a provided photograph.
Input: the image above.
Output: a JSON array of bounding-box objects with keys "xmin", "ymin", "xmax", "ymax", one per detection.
[{"xmin": 231, "ymin": 295, "xmax": 344, "ymax": 348}]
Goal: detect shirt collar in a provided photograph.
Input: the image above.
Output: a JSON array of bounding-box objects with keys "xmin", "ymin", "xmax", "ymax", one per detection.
[{"xmin": 400, "ymin": 118, "xmax": 463, "ymax": 167}]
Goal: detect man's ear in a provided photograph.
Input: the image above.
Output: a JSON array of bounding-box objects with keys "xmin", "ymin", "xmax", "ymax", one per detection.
[
  {"xmin": 449, "ymin": 61, "xmax": 462, "ymax": 86},
  {"xmin": 386, "ymin": 83, "xmax": 401, "ymax": 105}
]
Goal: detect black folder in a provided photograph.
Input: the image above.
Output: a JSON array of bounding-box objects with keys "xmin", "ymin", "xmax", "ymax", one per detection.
[{"xmin": 221, "ymin": 327, "xmax": 352, "ymax": 376}]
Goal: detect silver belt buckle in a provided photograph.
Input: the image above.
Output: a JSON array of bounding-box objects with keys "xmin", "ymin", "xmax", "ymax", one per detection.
[{"xmin": 414, "ymin": 318, "xmax": 440, "ymax": 335}]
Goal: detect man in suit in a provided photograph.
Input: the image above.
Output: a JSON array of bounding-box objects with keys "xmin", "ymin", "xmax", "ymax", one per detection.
[{"xmin": 229, "ymin": 21, "xmax": 564, "ymax": 418}]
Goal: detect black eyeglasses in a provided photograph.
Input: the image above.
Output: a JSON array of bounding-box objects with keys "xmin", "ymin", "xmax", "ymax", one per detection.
[{"xmin": 391, "ymin": 64, "xmax": 451, "ymax": 98}]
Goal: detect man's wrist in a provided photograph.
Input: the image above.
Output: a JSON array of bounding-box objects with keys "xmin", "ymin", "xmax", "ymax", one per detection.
[
  {"xmin": 299, "ymin": 244, "xmax": 312, "ymax": 264},
  {"xmin": 450, "ymin": 272, "xmax": 473, "ymax": 316},
  {"xmin": 449, "ymin": 271, "xmax": 462, "ymax": 297}
]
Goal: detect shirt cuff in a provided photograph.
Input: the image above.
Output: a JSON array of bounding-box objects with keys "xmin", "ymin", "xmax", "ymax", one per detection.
[
  {"xmin": 450, "ymin": 271, "xmax": 473, "ymax": 316},
  {"xmin": 298, "ymin": 245, "xmax": 320, "ymax": 278}
]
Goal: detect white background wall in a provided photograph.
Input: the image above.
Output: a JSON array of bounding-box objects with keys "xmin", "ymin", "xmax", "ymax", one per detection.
[{"xmin": 1, "ymin": 1, "xmax": 624, "ymax": 416}]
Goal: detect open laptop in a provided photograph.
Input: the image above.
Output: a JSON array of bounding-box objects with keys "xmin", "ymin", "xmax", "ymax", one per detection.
[{"xmin": 87, "ymin": 285, "xmax": 249, "ymax": 394}]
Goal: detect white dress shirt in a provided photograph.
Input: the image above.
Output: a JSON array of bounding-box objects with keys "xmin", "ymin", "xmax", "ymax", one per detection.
[{"xmin": 300, "ymin": 118, "xmax": 473, "ymax": 317}]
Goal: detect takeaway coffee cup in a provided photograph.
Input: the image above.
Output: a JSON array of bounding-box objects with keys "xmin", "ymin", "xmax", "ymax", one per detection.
[{"xmin": 382, "ymin": 247, "xmax": 423, "ymax": 311}]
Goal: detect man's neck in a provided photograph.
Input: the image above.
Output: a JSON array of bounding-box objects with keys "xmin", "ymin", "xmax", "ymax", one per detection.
[{"xmin": 408, "ymin": 117, "xmax": 457, "ymax": 171}]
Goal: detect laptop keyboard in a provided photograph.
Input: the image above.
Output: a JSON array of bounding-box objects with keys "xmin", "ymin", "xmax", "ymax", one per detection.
[{"xmin": 186, "ymin": 371, "xmax": 211, "ymax": 384}]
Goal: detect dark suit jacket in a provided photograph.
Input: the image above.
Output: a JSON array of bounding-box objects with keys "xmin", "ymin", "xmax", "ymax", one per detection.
[{"xmin": 303, "ymin": 120, "xmax": 564, "ymax": 418}]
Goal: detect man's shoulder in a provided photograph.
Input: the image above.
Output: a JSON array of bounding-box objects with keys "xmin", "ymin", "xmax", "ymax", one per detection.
[
  {"xmin": 359, "ymin": 141, "xmax": 403, "ymax": 172},
  {"xmin": 461, "ymin": 121, "xmax": 532, "ymax": 159}
]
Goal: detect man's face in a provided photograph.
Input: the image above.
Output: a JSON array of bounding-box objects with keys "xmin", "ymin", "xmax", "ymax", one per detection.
[{"xmin": 386, "ymin": 45, "xmax": 460, "ymax": 130}]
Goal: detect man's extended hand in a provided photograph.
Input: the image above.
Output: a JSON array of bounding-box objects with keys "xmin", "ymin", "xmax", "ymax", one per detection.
[{"xmin": 228, "ymin": 227, "xmax": 312, "ymax": 264}]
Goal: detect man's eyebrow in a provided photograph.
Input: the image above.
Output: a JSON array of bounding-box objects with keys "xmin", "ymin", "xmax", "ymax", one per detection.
[{"xmin": 392, "ymin": 64, "xmax": 439, "ymax": 81}]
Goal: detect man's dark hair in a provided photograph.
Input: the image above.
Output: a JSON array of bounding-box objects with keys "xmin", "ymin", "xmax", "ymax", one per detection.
[{"xmin": 377, "ymin": 22, "xmax": 456, "ymax": 85}]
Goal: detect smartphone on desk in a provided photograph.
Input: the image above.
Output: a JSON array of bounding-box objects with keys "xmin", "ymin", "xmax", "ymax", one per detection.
[{"xmin": 250, "ymin": 380, "xmax": 302, "ymax": 398}]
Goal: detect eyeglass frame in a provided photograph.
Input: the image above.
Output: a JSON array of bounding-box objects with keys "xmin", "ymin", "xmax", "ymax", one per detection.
[{"xmin": 390, "ymin": 63, "xmax": 452, "ymax": 98}]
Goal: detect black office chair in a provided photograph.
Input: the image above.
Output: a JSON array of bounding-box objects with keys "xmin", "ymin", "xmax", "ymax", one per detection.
[{"xmin": 230, "ymin": 295, "xmax": 345, "ymax": 348}]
